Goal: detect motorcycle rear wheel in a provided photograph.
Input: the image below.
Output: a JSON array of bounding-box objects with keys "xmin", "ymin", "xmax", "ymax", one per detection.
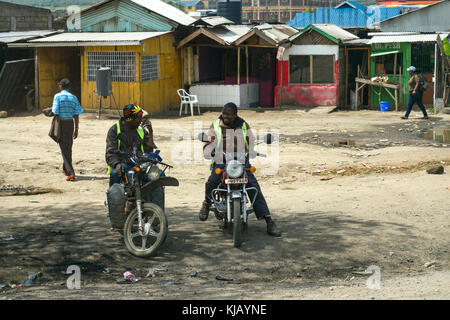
[
  {"xmin": 123, "ymin": 203, "xmax": 168, "ymax": 257},
  {"xmin": 233, "ymin": 198, "xmax": 242, "ymax": 247}
]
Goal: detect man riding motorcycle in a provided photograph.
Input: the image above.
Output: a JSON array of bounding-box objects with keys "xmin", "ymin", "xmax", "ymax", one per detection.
[
  {"xmin": 200, "ymin": 102, "xmax": 281, "ymax": 237},
  {"xmin": 106, "ymin": 104, "xmax": 157, "ymax": 185},
  {"xmin": 105, "ymin": 104, "xmax": 163, "ymax": 212}
]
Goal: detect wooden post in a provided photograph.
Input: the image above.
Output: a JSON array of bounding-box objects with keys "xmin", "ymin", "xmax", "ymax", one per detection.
[
  {"xmin": 279, "ymin": 52, "xmax": 283, "ymax": 108},
  {"xmin": 188, "ymin": 47, "xmax": 192, "ymax": 85},
  {"xmin": 237, "ymin": 47, "xmax": 241, "ymax": 85},
  {"xmin": 345, "ymin": 46, "xmax": 348, "ymax": 107},
  {"xmin": 34, "ymin": 48, "xmax": 40, "ymax": 110},
  {"xmin": 395, "ymin": 87, "xmax": 398, "ymax": 112},
  {"xmin": 393, "ymin": 53, "xmax": 397, "ymax": 78},
  {"xmin": 355, "ymin": 81, "xmax": 359, "ymax": 110},
  {"xmin": 399, "ymin": 66, "xmax": 402, "ymax": 108}
]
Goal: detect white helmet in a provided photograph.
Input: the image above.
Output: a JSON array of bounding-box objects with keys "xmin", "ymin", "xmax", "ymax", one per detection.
[{"xmin": 407, "ymin": 66, "xmax": 416, "ymax": 72}]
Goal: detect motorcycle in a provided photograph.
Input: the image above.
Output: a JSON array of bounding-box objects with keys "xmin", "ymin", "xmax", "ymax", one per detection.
[
  {"xmin": 106, "ymin": 148, "xmax": 179, "ymax": 257},
  {"xmin": 199, "ymin": 133, "xmax": 273, "ymax": 247}
]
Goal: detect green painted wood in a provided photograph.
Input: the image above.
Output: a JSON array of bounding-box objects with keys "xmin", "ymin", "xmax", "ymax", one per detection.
[{"xmin": 370, "ymin": 42, "xmax": 411, "ymax": 109}]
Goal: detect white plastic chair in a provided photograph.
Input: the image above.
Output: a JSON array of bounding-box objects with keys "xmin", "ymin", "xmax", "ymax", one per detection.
[{"xmin": 177, "ymin": 89, "xmax": 200, "ymax": 116}]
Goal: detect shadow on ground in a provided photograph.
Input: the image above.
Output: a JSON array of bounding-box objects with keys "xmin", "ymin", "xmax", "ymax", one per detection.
[{"xmin": 0, "ymin": 200, "xmax": 424, "ymax": 287}]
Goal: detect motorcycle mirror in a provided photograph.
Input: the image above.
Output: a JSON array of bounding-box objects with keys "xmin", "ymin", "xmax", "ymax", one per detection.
[
  {"xmin": 197, "ymin": 132, "xmax": 209, "ymax": 142},
  {"xmin": 264, "ymin": 133, "xmax": 273, "ymax": 145}
]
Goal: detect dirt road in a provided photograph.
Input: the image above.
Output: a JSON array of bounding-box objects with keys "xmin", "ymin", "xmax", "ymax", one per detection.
[{"xmin": 0, "ymin": 108, "xmax": 449, "ymax": 300}]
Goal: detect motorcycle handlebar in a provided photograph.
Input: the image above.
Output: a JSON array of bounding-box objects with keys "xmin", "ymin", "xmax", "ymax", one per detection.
[{"xmin": 107, "ymin": 149, "xmax": 173, "ymax": 168}]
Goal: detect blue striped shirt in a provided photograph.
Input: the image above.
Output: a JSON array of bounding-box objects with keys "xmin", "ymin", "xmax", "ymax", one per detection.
[{"xmin": 52, "ymin": 90, "xmax": 83, "ymax": 120}]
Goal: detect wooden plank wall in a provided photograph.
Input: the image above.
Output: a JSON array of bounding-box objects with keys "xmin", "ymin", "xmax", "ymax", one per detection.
[
  {"xmin": 141, "ymin": 33, "xmax": 182, "ymax": 114},
  {"xmin": 81, "ymin": 44, "xmax": 141, "ymax": 112},
  {"xmin": 38, "ymin": 47, "xmax": 81, "ymax": 109}
]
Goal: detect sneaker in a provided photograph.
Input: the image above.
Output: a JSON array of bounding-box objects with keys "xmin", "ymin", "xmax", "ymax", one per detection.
[
  {"xmin": 422, "ymin": 116, "xmax": 429, "ymax": 120},
  {"xmin": 267, "ymin": 220, "xmax": 281, "ymax": 237},
  {"xmin": 199, "ymin": 200, "xmax": 210, "ymax": 221},
  {"xmin": 66, "ymin": 174, "xmax": 76, "ymax": 181},
  {"xmin": 400, "ymin": 116, "xmax": 408, "ymax": 119}
]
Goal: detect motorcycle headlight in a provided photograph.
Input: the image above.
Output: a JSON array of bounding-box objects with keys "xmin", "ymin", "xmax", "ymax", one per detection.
[
  {"xmin": 147, "ymin": 166, "xmax": 161, "ymax": 181},
  {"xmin": 226, "ymin": 160, "xmax": 243, "ymax": 178}
]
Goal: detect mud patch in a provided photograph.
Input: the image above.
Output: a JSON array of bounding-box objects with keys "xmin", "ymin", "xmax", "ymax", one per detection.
[
  {"xmin": 311, "ymin": 160, "xmax": 450, "ymax": 177},
  {"xmin": 286, "ymin": 120, "xmax": 450, "ymax": 150},
  {"xmin": 0, "ymin": 185, "xmax": 63, "ymax": 196}
]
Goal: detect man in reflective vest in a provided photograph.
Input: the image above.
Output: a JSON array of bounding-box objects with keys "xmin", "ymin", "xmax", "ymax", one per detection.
[
  {"xmin": 200, "ymin": 103, "xmax": 281, "ymax": 237},
  {"xmin": 105, "ymin": 104, "xmax": 156, "ymax": 187}
]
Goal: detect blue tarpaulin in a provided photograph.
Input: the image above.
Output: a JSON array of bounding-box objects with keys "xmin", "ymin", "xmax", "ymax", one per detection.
[{"xmin": 286, "ymin": 4, "xmax": 418, "ymax": 28}]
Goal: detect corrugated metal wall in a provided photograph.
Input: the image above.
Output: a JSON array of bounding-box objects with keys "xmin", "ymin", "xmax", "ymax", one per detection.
[{"xmin": 380, "ymin": 1, "xmax": 450, "ymax": 32}]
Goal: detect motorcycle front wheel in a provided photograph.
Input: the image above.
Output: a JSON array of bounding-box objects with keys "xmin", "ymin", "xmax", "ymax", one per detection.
[
  {"xmin": 233, "ymin": 198, "xmax": 242, "ymax": 247},
  {"xmin": 123, "ymin": 203, "xmax": 168, "ymax": 257}
]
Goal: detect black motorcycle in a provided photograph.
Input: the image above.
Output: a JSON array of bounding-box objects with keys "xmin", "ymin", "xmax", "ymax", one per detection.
[
  {"xmin": 106, "ymin": 148, "xmax": 179, "ymax": 257},
  {"xmin": 199, "ymin": 133, "xmax": 273, "ymax": 247}
]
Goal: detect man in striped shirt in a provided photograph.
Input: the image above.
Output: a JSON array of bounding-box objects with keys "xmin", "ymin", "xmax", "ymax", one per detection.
[{"xmin": 52, "ymin": 78, "xmax": 83, "ymax": 181}]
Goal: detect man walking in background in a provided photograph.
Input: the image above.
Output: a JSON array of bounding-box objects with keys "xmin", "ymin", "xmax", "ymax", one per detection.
[
  {"xmin": 401, "ymin": 66, "xmax": 429, "ymax": 120},
  {"xmin": 52, "ymin": 78, "xmax": 83, "ymax": 181}
]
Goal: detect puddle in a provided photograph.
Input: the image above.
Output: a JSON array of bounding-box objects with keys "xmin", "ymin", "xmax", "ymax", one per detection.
[{"xmin": 419, "ymin": 126, "xmax": 450, "ymax": 143}]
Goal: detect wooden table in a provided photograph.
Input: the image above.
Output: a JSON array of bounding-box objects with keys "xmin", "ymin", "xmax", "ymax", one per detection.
[{"xmin": 355, "ymin": 77, "xmax": 401, "ymax": 111}]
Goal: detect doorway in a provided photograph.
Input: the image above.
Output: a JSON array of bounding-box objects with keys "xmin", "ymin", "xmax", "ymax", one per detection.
[{"xmin": 346, "ymin": 48, "xmax": 369, "ymax": 108}]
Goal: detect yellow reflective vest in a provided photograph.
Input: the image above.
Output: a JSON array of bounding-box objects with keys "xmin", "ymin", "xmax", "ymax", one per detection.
[{"xmin": 107, "ymin": 122, "xmax": 145, "ymax": 174}]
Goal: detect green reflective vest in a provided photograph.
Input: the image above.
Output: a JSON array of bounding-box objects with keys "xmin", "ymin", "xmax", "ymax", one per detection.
[
  {"xmin": 210, "ymin": 119, "xmax": 248, "ymax": 169},
  {"xmin": 107, "ymin": 122, "xmax": 145, "ymax": 174}
]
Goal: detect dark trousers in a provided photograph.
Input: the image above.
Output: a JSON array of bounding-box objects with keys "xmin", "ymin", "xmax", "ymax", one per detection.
[
  {"xmin": 205, "ymin": 164, "xmax": 271, "ymax": 219},
  {"xmin": 59, "ymin": 120, "xmax": 75, "ymax": 176},
  {"xmin": 405, "ymin": 90, "xmax": 428, "ymax": 118}
]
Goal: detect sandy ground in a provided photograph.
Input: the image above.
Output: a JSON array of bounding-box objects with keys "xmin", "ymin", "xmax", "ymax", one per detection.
[{"xmin": 0, "ymin": 107, "xmax": 449, "ymax": 300}]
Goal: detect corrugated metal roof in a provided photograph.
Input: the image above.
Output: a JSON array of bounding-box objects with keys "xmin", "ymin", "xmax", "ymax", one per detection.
[
  {"xmin": 343, "ymin": 38, "xmax": 370, "ymax": 45},
  {"xmin": 288, "ymin": 24, "xmax": 358, "ymax": 43},
  {"xmin": 0, "ymin": 31, "xmax": 60, "ymax": 44},
  {"xmin": 233, "ymin": 24, "xmax": 297, "ymax": 46},
  {"xmin": 312, "ymin": 24, "xmax": 359, "ymax": 41},
  {"xmin": 130, "ymin": 0, "xmax": 195, "ymax": 26},
  {"xmin": 194, "ymin": 16, "xmax": 235, "ymax": 27},
  {"xmin": 256, "ymin": 24, "xmax": 298, "ymax": 43},
  {"xmin": 177, "ymin": 0, "xmax": 200, "ymax": 5},
  {"xmin": 380, "ymin": 0, "xmax": 450, "ymax": 32},
  {"xmin": 380, "ymin": 0, "xmax": 447, "ymax": 24},
  {"xmin": 8, "ymin": 32, "xmax": 171, "ymax": 47},
  {"xmin": 368, "ymin": 33, "xmax": 449, "ymax": 43},
  {"xmin": 77, "ymin": 0, "xmax": 195, "ymax": 27},
  {"xmin": 214, "ymin": 25, "xmax": 251, "ymax": 44}
]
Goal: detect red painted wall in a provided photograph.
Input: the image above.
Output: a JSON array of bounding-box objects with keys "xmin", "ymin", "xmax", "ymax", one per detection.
[{"xmin": 275, "ymin": 60, "xmax": 339, "ymax": 108}]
